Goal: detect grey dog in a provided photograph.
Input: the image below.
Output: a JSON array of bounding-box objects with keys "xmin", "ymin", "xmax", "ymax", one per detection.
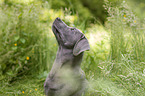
[{"xmin": 44, "ymin": 17, "xmax": 90, "ymax": 96}]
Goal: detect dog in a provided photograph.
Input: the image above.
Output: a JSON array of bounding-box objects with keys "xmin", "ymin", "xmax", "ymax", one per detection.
[{"xmin": 44, "ymin": 17, "xmax": 90, "ymax": 96}]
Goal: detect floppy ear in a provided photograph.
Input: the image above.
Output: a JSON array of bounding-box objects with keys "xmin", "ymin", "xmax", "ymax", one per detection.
[{"xmin": 73, "ymin": 36, "xmax": 90, "ymax": 56}]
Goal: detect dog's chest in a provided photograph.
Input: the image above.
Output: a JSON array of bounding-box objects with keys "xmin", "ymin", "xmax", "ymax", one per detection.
[{"xmin": 58, "ymin": 49, "xmax": 74, "ymax": 65}]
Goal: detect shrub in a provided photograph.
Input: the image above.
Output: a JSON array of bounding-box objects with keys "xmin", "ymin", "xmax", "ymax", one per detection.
[
  {"xmin": 0, "ymin": 3, "xmax": 51, "ymax": 83},
  {"xmin": 0, "ymin": 1, "xmax": 81, "ymax": 84},
  {"xmin": 81, "ymin": 0, "xmax": 145, "ymax": 95}
]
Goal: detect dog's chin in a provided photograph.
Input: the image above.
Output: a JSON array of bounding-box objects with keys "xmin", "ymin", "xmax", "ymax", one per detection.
[
  {"xmin": 52, "ymin": 25, "xmax": 58, "ymax": 33},
  {"xmin": 52, "ymin": 25, "xmax": 64, "ymax": 45}
]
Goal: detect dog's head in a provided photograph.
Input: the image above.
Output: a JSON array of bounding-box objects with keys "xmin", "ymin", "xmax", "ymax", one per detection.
[{"xmin": 52, "ymin": 17, "xmax": 90, "ymax": 56}]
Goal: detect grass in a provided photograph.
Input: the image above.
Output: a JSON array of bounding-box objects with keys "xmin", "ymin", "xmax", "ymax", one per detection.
[
  {"xmin": 1, "ymin": 0, "xmax": 145, "ymax": 96},
  {"xmin": 0, "ymin": 76, "xmax": 45, "ymax": 96}
]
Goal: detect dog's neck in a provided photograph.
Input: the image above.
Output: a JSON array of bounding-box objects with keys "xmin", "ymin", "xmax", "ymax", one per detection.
[{"xmin": 49, "ymin": 46, "xmax": 84, "ymax": 78}]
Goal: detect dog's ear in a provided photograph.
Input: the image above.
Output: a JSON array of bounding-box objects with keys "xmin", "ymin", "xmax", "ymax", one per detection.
[{"xmin": 73, "ymin": 36, "xmax": 90, "ymax": 56}]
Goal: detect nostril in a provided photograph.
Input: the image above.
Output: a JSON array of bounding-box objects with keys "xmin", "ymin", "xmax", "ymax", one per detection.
[{"xmin": 56, "ymin": 17, "xmax": 61, "ymax": 21}]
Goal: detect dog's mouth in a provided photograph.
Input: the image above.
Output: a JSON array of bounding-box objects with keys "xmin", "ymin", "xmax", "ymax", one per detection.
[
  {"xmin": 54, "ymin": 26, "xmax": 62, "ymax": 39},
  {"xmin": 52, "ymin": 24, "xmax": 66, "ymax": 44}
]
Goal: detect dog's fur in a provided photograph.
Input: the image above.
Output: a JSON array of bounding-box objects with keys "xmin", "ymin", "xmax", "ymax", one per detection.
[{"xmin": 44, "ymin": 17, "xmax": 90, "ymax": 96}]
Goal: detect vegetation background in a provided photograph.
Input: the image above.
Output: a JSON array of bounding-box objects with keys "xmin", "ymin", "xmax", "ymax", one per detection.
[{"xmin": 0, "ymin": 0, "xmax": 145, "ymax": 96}]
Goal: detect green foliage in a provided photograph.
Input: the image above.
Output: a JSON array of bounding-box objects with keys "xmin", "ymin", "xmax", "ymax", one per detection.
[
  {"xmin": 0, "ymin": 76, "xmax": 45, "ymax": 96},
  {"xmin": 47, "ymin": 0, "xmax": 92, "ymax": 24},
  {"xmin": 105, "ymin": 0, "xmax": 145, "ymax": 62},
  {"xmin": 128, "ymin": 0, "xmax": 145, "ymax": 20},
  {"xmin": 81, "ymin": 0, "xmax": 145, "ymax": 95},
  {"xmin": 80, "ymin": 0, "xmax": 107, "ymax": 24},
  {"xmin": 1, "ymin": 0, "xmax": 145, "ymax": 96},
  {"xmin": 0, "ymin": 3, "xmax": 52, "ymax": 83}
]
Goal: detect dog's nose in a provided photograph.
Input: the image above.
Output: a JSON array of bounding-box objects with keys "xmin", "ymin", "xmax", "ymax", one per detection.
[{"xmin": 56, "ymin": 17, "xmax": 61, "ymax": 21}]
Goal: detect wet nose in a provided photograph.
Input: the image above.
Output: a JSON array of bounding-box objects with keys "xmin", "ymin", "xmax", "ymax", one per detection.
[{"xmin": 56, "ymin": 17, "xmax": 61, "ymax": 21}]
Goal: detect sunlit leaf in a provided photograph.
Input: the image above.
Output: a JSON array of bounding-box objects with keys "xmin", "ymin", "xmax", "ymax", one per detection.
[
  {"xmin": 14, "ymin": 36, "xmax": 20, "ymax": 41},
  {"xmin": 20, "ymin": 38, "xmax": 26, "ymax": 44}
]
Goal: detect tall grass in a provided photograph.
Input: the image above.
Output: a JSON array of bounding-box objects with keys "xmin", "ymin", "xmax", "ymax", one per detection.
[
  {"xmin": 0, "ymin": 1, "xmax": 81, "ymax": 95},
  {"xmin": 81, "ymin": 0, "xmax": 145, "ymax": 95},
  {"xmin": 1, "ymin": 0, "xmax": 145, "ymax": 96},
  {"xmin": 0, "ymin": 2, "xmax": 53, "ymax": 85}
]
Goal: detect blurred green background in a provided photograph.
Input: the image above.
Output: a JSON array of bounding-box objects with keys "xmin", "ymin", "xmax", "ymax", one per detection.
[{"xmin": 0, "ymin": 0, "xmax": 145, "ymax": 96}]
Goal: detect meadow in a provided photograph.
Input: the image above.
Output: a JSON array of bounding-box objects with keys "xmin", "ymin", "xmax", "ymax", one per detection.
[{"xmin": 0, "ymin": 0, "xmax": 145, "ymax": 96}]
